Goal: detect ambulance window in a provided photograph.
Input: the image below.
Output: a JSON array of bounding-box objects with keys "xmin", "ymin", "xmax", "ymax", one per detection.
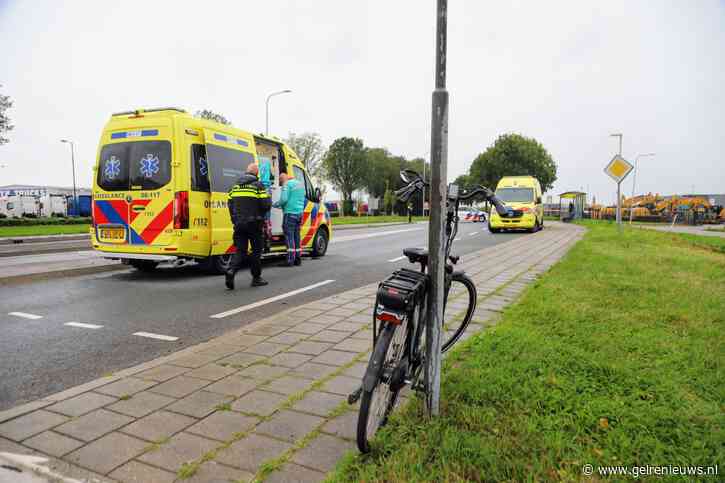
[
  {"xmin": 98, "ymin": 143, "xmax": 131, "ymax": 191},
  {"xmin": 190, "ymin": 144, "xmax": 210, "ymax": 192},
  {"xmin": 129, "ymin": 141, "xmax": 172, "ymax": 190},
  {"xmin": 292, "ymin": 165, "xmax": 313, "ymax": 200},
  {"xmin": 98, "ymin": 141, "xmax": 171, "ymax": 191},
  {"xmin": 206, "ymin": 144, "xmax": 255, "ymax": 193}
]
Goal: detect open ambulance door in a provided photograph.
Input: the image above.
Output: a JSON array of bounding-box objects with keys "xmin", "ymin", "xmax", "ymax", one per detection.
[{"xmin": 203, "ymin": 129, "xmax": 256, "ymax": 256}]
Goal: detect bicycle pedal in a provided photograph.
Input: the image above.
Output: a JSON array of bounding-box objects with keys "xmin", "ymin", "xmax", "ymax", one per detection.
[{"xmin": 347, "ymin": 386, "xmax": 363, "ymax": 405}]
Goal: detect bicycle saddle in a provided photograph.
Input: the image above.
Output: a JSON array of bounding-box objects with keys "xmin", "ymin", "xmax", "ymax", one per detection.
[
  {"xmin": 403, "ymin": 247, "xmax": 428, "ymax": 264},
  {"xmin": 403, "ymin": 248, "xmax": 460, "ymax": 265}
]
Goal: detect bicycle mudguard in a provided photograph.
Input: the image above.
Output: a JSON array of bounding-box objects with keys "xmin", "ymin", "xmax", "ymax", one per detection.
[{"xmin": 362, "ymin": 324, "xmax": 395, "ymax": 391}]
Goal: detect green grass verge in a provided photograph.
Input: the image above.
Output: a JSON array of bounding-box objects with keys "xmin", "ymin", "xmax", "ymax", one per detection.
[
  {"xmin": 705, "ymin": 226, "xmax": 725, "ymax": 233},
  {"xmin": 333, "ymin": 215, "xmax": 428, "ymax": 225},
  {"xmin": 0, "ymin": 224, "xmax": 91, "ymax": 237},
  {"xmin": 330, "ymin": 221, "xmax": 724, "ymax": 482},
  {"xmin": 670, "ymin": 232, "xmax": 725, "ymax": 254}
]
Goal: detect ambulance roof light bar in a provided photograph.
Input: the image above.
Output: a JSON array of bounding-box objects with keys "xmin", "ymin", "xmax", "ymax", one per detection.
[{"xmin": 112, "ymin": 107, "xmax": 187, "ymax": 117}]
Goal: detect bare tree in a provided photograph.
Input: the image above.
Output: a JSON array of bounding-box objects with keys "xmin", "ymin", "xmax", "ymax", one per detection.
[
  {"xmin": 286, "ymin": 132, "xmax": 326, "ymax": 181},
  {"xmin": 194, "ymin": 109, "xmax": 231, "ymax": 125},
  {"xmin": 0, "ymin": 85, "xmax": 13, "ymax": 145}
]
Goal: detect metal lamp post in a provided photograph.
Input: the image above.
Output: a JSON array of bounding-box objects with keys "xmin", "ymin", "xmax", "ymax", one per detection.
[
  {"xmin": 629, "ymin": 153, "xmax": 655, "ymax": 223},
  {"xmin": 60, "ymin": 139, "xmax": 78, "ymax": 216},
  {"xmin": 425, "ymin": 0, "xmax": 449, "ymax": 418},
  {"xmin": 265, "ymin": 90, "xmax": 292, "ymax": 135}
]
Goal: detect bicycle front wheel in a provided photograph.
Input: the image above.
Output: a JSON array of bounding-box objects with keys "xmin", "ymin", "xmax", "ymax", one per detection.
[
  {"xmin": 441, "ymin": 273, "xmax": 477, "ymax": 353},
  {"xmin": 357, "ymin": 317, "xmax": 408, "ymax": 453}
]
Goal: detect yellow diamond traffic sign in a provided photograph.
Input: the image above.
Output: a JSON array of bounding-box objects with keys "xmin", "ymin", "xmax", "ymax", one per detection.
[{"xmin": 604, "ymin": 155, "xmax": 633, "ymax": 183}]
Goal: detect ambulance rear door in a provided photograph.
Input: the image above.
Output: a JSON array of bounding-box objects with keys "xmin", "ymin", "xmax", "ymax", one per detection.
[{"xmin": 203, "ymin": 130, "xmax": 256, "ymax": 255}]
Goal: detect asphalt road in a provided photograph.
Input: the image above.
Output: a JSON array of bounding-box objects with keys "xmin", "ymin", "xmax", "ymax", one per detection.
[{"xmin": 0, "ymin": 222, "xmax": 523, "ymax": 410}]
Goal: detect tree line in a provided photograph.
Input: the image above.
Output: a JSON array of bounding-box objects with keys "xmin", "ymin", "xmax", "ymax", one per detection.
[{"xmin": 196, "ymin": 112, "xmax": 561, "ymax": 216}]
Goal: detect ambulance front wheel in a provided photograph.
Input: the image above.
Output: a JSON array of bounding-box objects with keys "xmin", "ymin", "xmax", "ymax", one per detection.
[{"xmin": 311, "ymin": 227, "xmax": 329, "ymax": 258}]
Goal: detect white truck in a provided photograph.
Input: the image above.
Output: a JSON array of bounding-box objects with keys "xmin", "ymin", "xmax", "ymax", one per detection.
[
  {"xmin": 38, "ymin": 194, "xmax": 68, "ymax": 217},
  {"xmin": 0, "ymin": 195, "xmax": 40, "ymax": 218}
]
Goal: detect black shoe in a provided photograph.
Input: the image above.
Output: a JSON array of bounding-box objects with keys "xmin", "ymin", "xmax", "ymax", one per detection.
[
  {"xmin": 251, "ymin": 277, "xmax": 269, "ymax": 287},
  {"xmin": 225, "ymin": 271, "xmax": 235, "ymax": 290},
  {"xmin": 294, "ymin": 258, "xmax": 301, "ymax": 266}
]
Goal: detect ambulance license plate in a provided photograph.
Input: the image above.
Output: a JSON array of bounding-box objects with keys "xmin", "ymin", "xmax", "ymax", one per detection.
[{"xmin": 99, "ymin": 227, "xmax": 126, "ymax": 243}]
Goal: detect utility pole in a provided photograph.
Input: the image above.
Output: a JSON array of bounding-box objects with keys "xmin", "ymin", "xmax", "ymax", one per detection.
[
  {"xmin": 425, "ymin": 0, "xmax": 448, "ymax": 418},
  {"xmin": 61, "ymin": 139, "xmax": 78, "ymax": 215}
]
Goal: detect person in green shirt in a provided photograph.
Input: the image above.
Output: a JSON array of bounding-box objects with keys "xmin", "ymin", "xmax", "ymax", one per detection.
[{"xmin": 273, "ymin": 173, "xmax": 307, "ymax": 266}]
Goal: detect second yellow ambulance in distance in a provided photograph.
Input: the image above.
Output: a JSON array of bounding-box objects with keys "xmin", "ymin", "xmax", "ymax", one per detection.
[
  {"xmin": 91, "ymin": 107, "xmax": 331, "ymax": 273},
  {"xmin": 487, "ymin": 175, "xmax": 544, "ymax": 233}
]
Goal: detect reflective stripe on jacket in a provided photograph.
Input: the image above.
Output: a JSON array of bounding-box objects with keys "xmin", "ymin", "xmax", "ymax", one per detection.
[
  {"xmin": 273, "ymin": 178, "xmax": 306, "ymax": 215},
  {"xmin": 228, "ymin": 173, "xmax": 272, "ymax": 224}
]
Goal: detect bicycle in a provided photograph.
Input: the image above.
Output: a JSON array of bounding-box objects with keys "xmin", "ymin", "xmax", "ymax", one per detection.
[{"xmin": 348, "ymin": 169, "xmax": 510, "ymax": 453}]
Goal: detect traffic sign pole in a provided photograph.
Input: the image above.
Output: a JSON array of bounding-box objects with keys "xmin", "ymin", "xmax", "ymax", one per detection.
[{"xmin": 603, "ymin": 154, "xmax": 634, "ymax": 232}]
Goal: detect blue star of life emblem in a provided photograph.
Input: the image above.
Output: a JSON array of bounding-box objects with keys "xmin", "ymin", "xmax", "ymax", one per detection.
[
  {"xmin": 199, "ymin": 157, "xmax": 208, "ymax": 176},
  {"xmin": 140, "ymin": 154, "xmax": 160, "ymax": 178},
  {"xmin": 104, "ymin": 156, "xmax": 121, "ymax": 180}
]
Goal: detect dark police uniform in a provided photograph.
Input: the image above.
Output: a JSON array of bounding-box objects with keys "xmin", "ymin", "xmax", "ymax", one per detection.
[{"xmin": 226, "ymin": 172, "xmax": 272, "ymax": 288}]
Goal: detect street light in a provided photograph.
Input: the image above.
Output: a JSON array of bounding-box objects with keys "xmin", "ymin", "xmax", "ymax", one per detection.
[
  {"xmin": 265, "ymin": 89, "xmax": 292, "ymax": 135},
  {"xmin": 629, "ymin": 153, "xmax": 655, "ymax": 224},
  {"xmin": 610, "ymin": 133, "xmax": 623, "ymax": 156},
  {"xmin": 60, "ymin": 139, "xmax": 78, "ymax": 216},
  {"xmin": 631, "ymin": 153, "xmax": 655, "ymax": 198}
]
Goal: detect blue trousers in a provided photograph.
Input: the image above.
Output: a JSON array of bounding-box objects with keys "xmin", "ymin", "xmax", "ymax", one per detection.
[{"xmin": 283, "ymin": 213, "xmax": 302, "ymax": 264}]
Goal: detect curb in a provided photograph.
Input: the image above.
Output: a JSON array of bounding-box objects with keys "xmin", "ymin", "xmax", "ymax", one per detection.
[{"xmin": 0, "ymin": 263, "xmax": 128, "ymax": 286}]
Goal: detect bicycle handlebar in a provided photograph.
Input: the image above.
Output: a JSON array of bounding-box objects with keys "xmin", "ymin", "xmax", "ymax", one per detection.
[{"xmin": 394, "ymin": 170, "xmax": 510, "ymax": 216}]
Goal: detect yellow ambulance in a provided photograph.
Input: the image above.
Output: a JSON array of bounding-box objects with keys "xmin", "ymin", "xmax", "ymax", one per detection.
[
  {"xmin": 487, "ymin": 175, "xmax": 544, "ymax": 233},
  {"xmin": 91, "ymin": 107, "xmax": 331, "ymax": 272}
]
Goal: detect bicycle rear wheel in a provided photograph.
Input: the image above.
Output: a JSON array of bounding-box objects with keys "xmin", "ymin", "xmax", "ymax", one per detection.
[
  {"xmin": 441, "ymin": 273, "xmax": 477, "ymax": 353},
  {"xmin": 357, "ymin": 316, "xmax": 409, "ymax": 453}
]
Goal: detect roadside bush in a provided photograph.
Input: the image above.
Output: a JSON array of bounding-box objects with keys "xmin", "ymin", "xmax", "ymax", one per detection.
[{"xmin": 0, "ymin": 216, "xmax": 92, "ymax": 227}]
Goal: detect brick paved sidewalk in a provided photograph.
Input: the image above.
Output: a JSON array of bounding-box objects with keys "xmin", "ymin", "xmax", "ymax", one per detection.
[{"xmin": 0, "ymin": 223, "xmax": 584, "ymax": 483}]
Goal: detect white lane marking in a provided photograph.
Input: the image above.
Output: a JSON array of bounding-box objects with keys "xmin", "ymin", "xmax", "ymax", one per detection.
[
  {"xmin": 454, "ymin": 237, "xmax": 462, "ymax": 241},
  {"xmin": 388, "ymin": 256, "xmax": 406, "ymax": 262},
  {"xmin": 210, "ymin": 279, "xmax": 336, "ymax": 319},
  {"xmin": 8, "ymin": 312, "xmax": 43, "ymax": 320},
  {"xmin": 332, "ymin": 228, "xmax": 422, "ymax": 244},
  {"xmin": 133, "ymin": 332, "xmax": 179, "ymax": 341},
  {"xmin": 65, "ymin": 322, "xmax": 104, "ymax": 329},
  {"xmin": 469, "ymin": 232, "xmax": 479, "ymax": 236}
]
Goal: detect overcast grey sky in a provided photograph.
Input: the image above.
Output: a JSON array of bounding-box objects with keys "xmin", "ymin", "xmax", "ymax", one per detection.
[{"xmin": 1, "ymin": 0, "xmax": 723, "ymax": 204}]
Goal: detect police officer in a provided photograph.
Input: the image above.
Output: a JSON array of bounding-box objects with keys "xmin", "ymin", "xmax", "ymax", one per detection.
[{"xmin": 226, "ymin": 164, "xmax": 271, "ymax": 290}]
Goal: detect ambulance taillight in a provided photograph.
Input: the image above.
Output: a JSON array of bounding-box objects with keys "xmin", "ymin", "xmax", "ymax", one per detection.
[{"xmin": 174, "ymin": 191, "xmax": 189, "ymax": 229}]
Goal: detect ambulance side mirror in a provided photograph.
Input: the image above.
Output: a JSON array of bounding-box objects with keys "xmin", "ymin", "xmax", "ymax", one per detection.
[{"xmin": 314, "ymin": 187, "xmax": 322, "ymax": 203}]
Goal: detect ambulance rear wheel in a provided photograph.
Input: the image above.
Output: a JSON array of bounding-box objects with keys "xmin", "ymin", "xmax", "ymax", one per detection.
[
  {"xmin": 211, "ymin": 254, "xmax": 234, "ymax": 274},
  {"xmin": 311, "ymin": 227, "xmax": 329, "ymax": 258},
  {"xmin": 129, "ymin": 260, "xmax": 158, "ymax": 272}
]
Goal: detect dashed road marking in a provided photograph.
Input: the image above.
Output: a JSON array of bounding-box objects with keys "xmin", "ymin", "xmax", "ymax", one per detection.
[
  {"xmin": 8, "ymin": 312, "xmax": 43, "ymax": 320},
  {"xmin": 469, "ymin": 232, "xmax": 479, "ymax": 236},
  {"xmin": 332, "ymin": 228, "xmax": 422, "ymax": 244},
  {"xmin": 210, "ymin": 279, "xmax": 336, "ymax": 319},
  {"xmin": 65, "ymin": 322, "xmax": 104, "ymax": 329},
  {"xmin": 388, "ymin": 256, "xmax": 406, "ymax": 262},
  {"xmin": 133, "ymin": 332, "xmax": 179, "ymax": 341}
]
